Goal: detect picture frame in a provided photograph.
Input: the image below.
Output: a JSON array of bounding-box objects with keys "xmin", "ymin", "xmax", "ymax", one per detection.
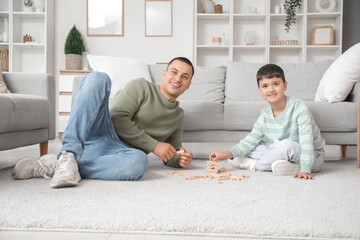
[
  {"xmin": 202, "ymin": 0, "xmax": 215, "ymax": 13},
  {"xmin": 145, "ymin": 0, "xmax": 173, "ymax": 37},
  {"xmin": 87, "ymin": 0, "xmax": 124, "ymax": 36},
  {"xmin": 312, "ymin": 25, "xmax": 334, "ymax": 45}
]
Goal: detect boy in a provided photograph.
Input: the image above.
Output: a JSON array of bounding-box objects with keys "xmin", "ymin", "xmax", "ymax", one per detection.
[{"xmin": 209, "ymin": 64, "xmax": 325, "ymax": 180}]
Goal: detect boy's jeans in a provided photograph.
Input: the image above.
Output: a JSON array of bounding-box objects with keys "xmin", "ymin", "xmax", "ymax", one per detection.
[
  {"xmin": 59, "ymin": 72, "xmax": 149, "ymax": 181},
  {"xmin": 247, "ymin": 139, "xmax": 324, "ymax": 172}
]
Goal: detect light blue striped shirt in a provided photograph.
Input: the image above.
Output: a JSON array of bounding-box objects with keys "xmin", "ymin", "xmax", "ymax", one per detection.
[{"xmin": 230, "ymin": 96, "xmax": 325, "ymax": 173}]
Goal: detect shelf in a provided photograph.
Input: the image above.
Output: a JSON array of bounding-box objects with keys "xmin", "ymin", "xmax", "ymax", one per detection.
[
  {"xmin": 197, "ymin": 13, "xmax": 230, "ymax": 20},
  {"xmin": 307, "ymin": 12, "xmax": 341, "ymax": 19},
  {"xmin": 306, "ymin": 45, "xmax": 341, "ymax": 49},
  {"xmin": 270, "ymin": 14, "xmax": 303, "ymax": 20},
  {"xmin": 233, "ymin": 14, "xmax": 266, "ymax": 20},
  {"xmin": 13, "ymin": 43, "xmax": 45, "ymax": 47},
  {"xmin": 194, "ymin": 0, "xmax": 342, "ymax": 65},
  {"xmin": 12, "ymin": 12, "xmax": 45, "ymax": 18},
  {"xmin": 2, "ymin": 0, "xmax": 54, "ymax": 73},
  {"xmin": 197, "ymin": 45, "xmax": 229, "ymax": 49},
  {"xmin": 270, "ymin": 45, "xmax": 302, "ymax": 49},
  {"xmin": 234, "ymin": 45, "xmax": 266, "ymax": 49}
]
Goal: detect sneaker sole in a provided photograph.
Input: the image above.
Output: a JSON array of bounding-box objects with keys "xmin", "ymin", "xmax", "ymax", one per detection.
[
  {"xmin": 50, "ymin": 175, "xmax": 81, "ymax": 188},
  {"xmin": 272, "ymin": 160, "xmax": 300, "ymax": 176}
]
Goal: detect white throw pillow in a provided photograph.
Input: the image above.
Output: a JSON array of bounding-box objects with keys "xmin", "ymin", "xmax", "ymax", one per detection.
[
  {"xmin": 87, "ymin": 55, "xmax": 151, "ymax": 99},
  {"xmin": 315, "ymin": 42, "xmax": 360, "ymax": 103}
]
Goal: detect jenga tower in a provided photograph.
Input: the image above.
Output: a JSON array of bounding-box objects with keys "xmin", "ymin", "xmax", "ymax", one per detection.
[{"xmin": 206, "ymin": 161, "xmax": 218, "ymax": 174}]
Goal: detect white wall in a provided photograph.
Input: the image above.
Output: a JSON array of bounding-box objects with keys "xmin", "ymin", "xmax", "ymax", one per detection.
[{"xmin": 54, "ymin": 0, "xmax": 194, "ymax": 75}]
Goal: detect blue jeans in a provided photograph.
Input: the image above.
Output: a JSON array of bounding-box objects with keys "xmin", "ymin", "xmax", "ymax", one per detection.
[
  {"xmin": 59, "ymin": 72, "xmax": 149, "ymax": 181},
  {"xmin": 247, "ymin": 139, "xmax": 324, "ymax": 172}
]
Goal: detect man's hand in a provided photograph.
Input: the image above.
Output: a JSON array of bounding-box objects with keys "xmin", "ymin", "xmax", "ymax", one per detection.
[
  {"xmin": 178, "ymin": 147, "xmax": 193, "ymax": 168},
  {"xmin": 293, "ymin": 172, "xmax": 314, "ymax": 180},
  {"xmin": 153, "ymin": 142, "xmax": 176, "ymax": 163},
  {"xmin": 209, "ymin": 150, "xmax": 233, "ymax": 162}
]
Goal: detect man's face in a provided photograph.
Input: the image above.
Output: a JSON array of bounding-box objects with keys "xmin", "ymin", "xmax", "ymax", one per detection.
[
  {"xmin": 160, "ymin": 60, "xmax": 193, "ymax": 102},
  {"xmin": 258, "ymin": 77, "xmax": 287, "ymax": 105}
]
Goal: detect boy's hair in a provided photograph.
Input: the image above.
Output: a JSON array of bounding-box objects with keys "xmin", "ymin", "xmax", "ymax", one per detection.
[
  {"xmin": 256, "ymin": 64, "xmax": 285, "ymax": 86},
  {"xmin": 167, "ymin": 57, "xmax": 195, "ymax": 79}
]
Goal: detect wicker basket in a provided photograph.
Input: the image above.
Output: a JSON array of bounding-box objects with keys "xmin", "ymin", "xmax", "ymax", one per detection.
[{"xmin": 66, "ymin": 54, "xmax": 82, "ymax": 70}]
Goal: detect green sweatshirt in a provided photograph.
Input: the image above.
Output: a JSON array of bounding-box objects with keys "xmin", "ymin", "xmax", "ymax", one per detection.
[{"xmin": 109, "ymin": 78, "xmax": 184, "ymax": 168}]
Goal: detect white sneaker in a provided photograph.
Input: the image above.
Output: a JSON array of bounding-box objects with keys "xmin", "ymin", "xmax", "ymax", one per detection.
[
  {"xmin": 271, "ymin": 160, "xmax": 301, "ymax": 176},
  {"xmin": 228, "ymin": 156, "xmax": 256, "ymax": 171},
  {"xmin": 12, "ymin": 154, "xmax": 57, "ymax": 180},
  {"xmin": 50, "ymin": 151, "xmax": 81, "ymax": 188}
]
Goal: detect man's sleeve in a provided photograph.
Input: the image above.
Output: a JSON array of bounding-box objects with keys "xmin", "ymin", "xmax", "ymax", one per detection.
[{"xmin": 109, "ymin": 80, "xmax": 158, "ymax": 153}]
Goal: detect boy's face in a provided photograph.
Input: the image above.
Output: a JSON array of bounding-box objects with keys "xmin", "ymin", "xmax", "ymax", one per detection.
[{"xmin": 258, "ymin": 77, "xmax": 287, "ymax": 104}]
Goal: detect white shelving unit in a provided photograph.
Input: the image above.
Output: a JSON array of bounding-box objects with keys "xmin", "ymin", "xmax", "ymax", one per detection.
[
  {"xmin": 194, "ymin": 0, "xmax": 343, "ymax": 66},
  {"xmin": 0, "ymin": 0, "xmax": 54, "ymax": 73}
]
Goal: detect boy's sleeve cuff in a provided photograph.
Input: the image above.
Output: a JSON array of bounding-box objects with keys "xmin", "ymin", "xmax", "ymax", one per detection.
[
  {"xmin": 229, "ymin": 146, "xmax": 241, "ymax": 159},
  {"xmin": 300, "ymin": 165, "xmax": 312, "ymax": 174}
]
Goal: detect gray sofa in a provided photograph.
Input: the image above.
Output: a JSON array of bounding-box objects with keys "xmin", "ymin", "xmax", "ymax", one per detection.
[
  {"xmin": 149, "ymin": 60, "xmax": 359, "ymax": 168},
  {"xmin": 0, "ymin": 73, "xmax": 56, "ymax": 155},
  {"xmin": 73, "ymin": 60, "xmax": 359, "ymax": 167}
]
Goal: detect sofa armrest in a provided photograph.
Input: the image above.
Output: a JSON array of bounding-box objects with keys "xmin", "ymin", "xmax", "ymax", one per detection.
[
  {"xmin": 346, "ymin": 82, "xmax": 360, "ymax": 102},
  {"xmin": 2, "ymin": 72, "xmax": 56, "ymax": 139}
]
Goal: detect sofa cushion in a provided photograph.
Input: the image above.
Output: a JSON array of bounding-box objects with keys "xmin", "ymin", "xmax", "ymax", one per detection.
[
  {"xmin": 149, "ymin": 64, "xmax": 226, "ymax": 103},
  {"xmin": 179, "ymin": 101, "xmax": 223, "ymax": 131},
  {"xmin": 223, "ymin": 100, "xmax": 357, "ymax": 132},
  {"xmin": 224, "ymin": 101, "xmax": 267, "ymax": 131},
  {"xmin": 225, "ymin": 60, "xmax": 333, "ymax": 102},
  {"xmin": 0, "ymin": 94, "xmax": 50, "ymax": 133},
  {"xmin": 87, "ymin": 55, "xmax": 152, "ymax": 99},
  {"xmin": 315, "ymin": 42, "xmax": 360, "ymax": 103},
  {"xmin": 306, "ymin": 101, "xmax": 357, "ymax": 132}
]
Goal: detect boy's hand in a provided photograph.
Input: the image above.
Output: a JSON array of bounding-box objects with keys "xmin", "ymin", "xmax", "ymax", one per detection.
[
  {"xmin": 209, "ymin": 150, "xmax": 233, "ymax": 161},
  {"xmin": 293, "ymin": 172, "xmax": 314, "ymax": 180},
  {"xmin": 154, "ymin": 142, "xmax": 176, "ymax": 163},
  {"xmin": 178, "ymin": 147, "xmax": 193, "ymax": 168}
]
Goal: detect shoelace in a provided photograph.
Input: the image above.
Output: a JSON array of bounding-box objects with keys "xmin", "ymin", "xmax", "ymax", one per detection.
[{"xmin": 57, "ymin": 154, "xmax": 71, "ymax": 173}]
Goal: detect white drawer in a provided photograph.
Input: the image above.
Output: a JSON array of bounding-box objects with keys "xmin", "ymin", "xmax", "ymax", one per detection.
[
  {"xmin": 59, "ymin": 95, "xmax": 72, "ymax": 112},
  {"xmin": 58, "ymin": 115, "xmax": 70, "ymax": 132},
  {"xmin": 59, "ymin": 75, "xmax": 75, "ymax": 92}
]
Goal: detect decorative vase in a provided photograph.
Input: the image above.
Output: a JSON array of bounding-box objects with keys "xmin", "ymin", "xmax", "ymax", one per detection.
[
  {"xmin": 245, "ymin": 30, "xmax": 256, "ymax": 45},
  {"xmin": 34, "ymin": 0, "xmax": 45, "ymax": 12},
  {"xmin": 66, "ymin": 54, "xmax": 82, "ymax": 70}
]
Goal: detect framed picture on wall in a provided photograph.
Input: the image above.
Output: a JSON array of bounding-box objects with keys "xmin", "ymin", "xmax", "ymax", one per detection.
[
  {"xmin": 145, "ymin": 0, "xmax": 173, "ymax": 37},
  {"xmin": 87, "ymin": 0, "xmax": 124, "ymax": 36}
]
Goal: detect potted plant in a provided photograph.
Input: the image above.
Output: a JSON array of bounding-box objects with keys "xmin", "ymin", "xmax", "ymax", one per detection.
[
  {"xmin": 64, "ymin": 25, "xmax": 85, "ymax": 70},
  {"xmin": 23, "ymin": 0, "xmax": 34, "ymax": 12},
  {"xmin": 283, "ymin": 0, "xmax": 302, "ymax": 33}
]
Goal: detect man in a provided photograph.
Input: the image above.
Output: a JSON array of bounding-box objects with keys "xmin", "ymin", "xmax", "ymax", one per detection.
[{"xmin": 12, "ymin": 57, "xmax": 194, "ymax": 188}]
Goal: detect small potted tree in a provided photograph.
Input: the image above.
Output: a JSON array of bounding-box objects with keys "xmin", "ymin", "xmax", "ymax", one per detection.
[{"xmin": 64, "ymin": 25, "xmax": 85, "ymax": 70}]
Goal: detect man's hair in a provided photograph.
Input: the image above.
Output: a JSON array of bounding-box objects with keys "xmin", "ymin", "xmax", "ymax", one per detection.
[
  {"xmin": 256, "ymin": 64, "xmax": 285, "ymax": 86},
  {"xmin": 167, "ymin": 57, "xmax": 195, "ymax": 79}
]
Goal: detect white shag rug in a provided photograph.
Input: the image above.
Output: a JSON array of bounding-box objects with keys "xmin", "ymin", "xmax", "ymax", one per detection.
[{"xmin": 0, "ymin": 158, "xmax": 360, "ymax": 239}]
